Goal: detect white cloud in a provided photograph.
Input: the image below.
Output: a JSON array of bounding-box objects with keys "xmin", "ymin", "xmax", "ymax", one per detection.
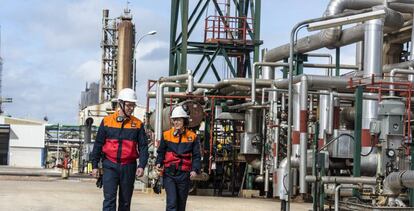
[
  {"xmin": 0, "ymin": 0, "xmax": 170, "ymax": 124},
  {"xmin": 73, "ymin": 60, "xmax": 101, "ymax": 83},
  {"xmin": 136, "ymin": 41, "xmax": 169, "ymax": 60}
]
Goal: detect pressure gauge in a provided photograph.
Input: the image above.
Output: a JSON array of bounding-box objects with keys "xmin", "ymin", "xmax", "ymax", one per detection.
[
  {"xmin": 387, "ymin": 149, "xmax": 395, "ymax": 158},
  {"xmin": 393, "ymin": 123, "xmax": 399, "ymax": 131}
]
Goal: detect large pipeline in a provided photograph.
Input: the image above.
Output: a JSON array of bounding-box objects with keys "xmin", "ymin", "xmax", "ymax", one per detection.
[{"xmin": 264, "ymin": 2, "xmax": 405, "ymax": 63}]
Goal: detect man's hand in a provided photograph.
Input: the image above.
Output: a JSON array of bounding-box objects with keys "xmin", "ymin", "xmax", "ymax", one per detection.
[
  {"xmin": 190, "ymin": 171, "xmax": 197, "ymax": 178},
  {"xmin": 92, "ymin": 168, "xmax": 99, "ymax": 178},
  {"xmin": 136, "ymin": 167, "xmax": 144, "ymax": 177},
  {"xmin": 155, "ymin": 164, "xmax": 163, "ymax": 172}
]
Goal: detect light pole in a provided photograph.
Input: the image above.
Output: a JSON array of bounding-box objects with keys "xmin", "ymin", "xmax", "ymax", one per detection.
[{"xmin": 133, "ymin": 30, "xmax": 157, "ymax": 90}]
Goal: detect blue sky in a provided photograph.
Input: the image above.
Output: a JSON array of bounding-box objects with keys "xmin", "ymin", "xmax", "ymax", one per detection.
[{"xmin": 0, "ymin": 0, "xmax": 356, "ymax": 124}]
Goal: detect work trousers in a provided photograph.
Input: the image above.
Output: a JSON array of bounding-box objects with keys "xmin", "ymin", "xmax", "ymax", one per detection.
[
  {"xmin": 163, "ymin": 171, "xmax": 191, "ymax": 211},
  {"xmin": 102, "ymin": 159, "xmax": 137, "ymax": 211}
]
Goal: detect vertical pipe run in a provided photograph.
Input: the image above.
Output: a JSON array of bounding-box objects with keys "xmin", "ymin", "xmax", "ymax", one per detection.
[
  {"xmin": 299, "ymin": 76, "xmax": 308, "ymax": 194},
  {"xmin": 356, "ymin": 41, "xmax": 364, "ymax": 71},
  {"xmin": 335, "ymin": 48, "xmax": 340, "ymax": 76},
  {"xmin": 260, "ymin": 61, "xmax": 275, "ymax": 197},
  {"xmin": 328, "ymin": 92, "xmax": 335, "ymax": 135},
  {"xmin": 187, "ymin": 70, "xmax": 194, "ymax": 93},
  {"xmin": 407, "ymin": 14, "xmax": 414, "ymax": 203},
  {"xmin": 318, "ymin": 90, "xmax": 330, "ymax": 148},
  {"xmin": 312, "ymin": 123, "xmax": 319, "ymax": 211},
  {"xmin": 362, "ymin": 18, "xmax": 383, "ymax": 152}
]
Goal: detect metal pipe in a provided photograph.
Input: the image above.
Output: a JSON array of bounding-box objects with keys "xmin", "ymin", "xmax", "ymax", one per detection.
[
  {"xmin": 306, "ymin": 175, "xmax": 377, "ymax": 184},
  {"xmin": 411, "ymin": 13, "xmax": 414, "ymax": 61},
  {"xmin": 253, "ymin": 61, "xmax": 358, "ymax": 70},
  {"xmin": 195, "ymin": 78, "xmax": 273, "ymax": 90},
  {"xmin": 335, "ymin": 184, "xmax": 359, "ymax": 211},
  {"xmin": 356, "ymin": 41, "xmax": 364, "ymax": 71},
  {"xmin": 274, "ymin": 74, "xmax": 350, "ymax": 90},
  {"xmin": 299, "ymin": 76, "xmax": 308, "ymax": 194},
  {"xmin": 147, "ymin": 88, "xmax": 205, "ymax": 98},
  {"xmin": 159, "ymin": 72, "xmax": 189, "ymax": 82},
  {"xmin": 285, "ymin": 13, "xmax": 350, "ymax": 207},
  {"xmin": 277, "ymin": 145, "xmax": 300, "ymax": 200},
  {"xmin": 390, "ymin": 68, "xmax": 414, "ymax": 96},
  {"xmin": 319, "ymin": 91, "xmax": 331, "ymax": 146},
  {"xmin": 328, "ymin": 92, "xmax": 335, "ymax": 135},
  {"xmin": 260, "ymin": 90, "xmax": 267, "ymax": 175},
  {"xmin": 384, "ymin": 170, "xmax": 414, "ymax": 195},
  {"xmin": 187, "ymin": 70, "xmax": 194, "ymax": 93},
  {"xmin": 384, "ymin": 60, "xmax": 414, "ymax": 72},
  {"xmin": 361, "ymin": 17, "xmax": 384, "ymax": 154},
  {"xmin": 306, "ymin": 53, "xmax": 333, "ymax": 76},
  {"xmin": 265, "ymin": 4, "xmax": 404, "ymax": 63}
]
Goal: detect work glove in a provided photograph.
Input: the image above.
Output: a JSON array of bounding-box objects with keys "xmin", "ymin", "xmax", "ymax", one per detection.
[
  {"xmin": 96, "ymin": 175, "xmax": 103, "ymax": 189},
  {"xmin": 153, "ymin": 177, "xmax": 163, "ymax": 194}
]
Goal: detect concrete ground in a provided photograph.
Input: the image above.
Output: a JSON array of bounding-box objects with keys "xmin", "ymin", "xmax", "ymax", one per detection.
[{"xmin": 0, "ymin": 176, "xmax": 312, "ymax": 211}]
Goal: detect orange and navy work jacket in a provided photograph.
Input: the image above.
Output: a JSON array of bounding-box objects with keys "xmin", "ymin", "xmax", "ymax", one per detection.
[
  {"xmin": 156, "ymin": 128, "xmax": 201, "ymax": 173},
  {"xmin": 91, "ymin": 111, "xmax": 149, "ymax": 169}
]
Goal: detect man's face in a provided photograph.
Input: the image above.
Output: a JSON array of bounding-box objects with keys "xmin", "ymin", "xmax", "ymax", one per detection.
[
  {"xmin": 122, "ymin": 101, "xmax": 136, "ymax": 116},
  {"xmin": 172, "ymin": 118, "xmax": 184, "ymax": 130}
]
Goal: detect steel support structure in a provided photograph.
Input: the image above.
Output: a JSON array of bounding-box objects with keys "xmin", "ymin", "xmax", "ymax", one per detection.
[{"xmin": 169, "ymin": 0, "xmax": 262, "ymax": 82}]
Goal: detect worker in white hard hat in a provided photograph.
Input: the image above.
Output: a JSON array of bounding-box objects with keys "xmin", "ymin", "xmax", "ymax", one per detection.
[
  {"xmin": 155, "ymin": 105, "xmax": 201, "ymax": 211},
  {"xmin": 91, "ymin": 88, "xmax": 149, "ymax": 211}
]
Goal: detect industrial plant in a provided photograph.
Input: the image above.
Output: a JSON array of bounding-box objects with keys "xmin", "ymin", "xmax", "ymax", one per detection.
[{"xmin": 4, "ymin": 0, "xmax": 414, "ymax": 210}]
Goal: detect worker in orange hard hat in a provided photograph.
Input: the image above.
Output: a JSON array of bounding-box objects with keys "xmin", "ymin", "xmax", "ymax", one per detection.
[
  {"xmin": 156, "ymin": 105, "xmax": 201, "ymax": 211},
  {"xmin": 91, "ymin": 88, "xmax": 149, "ymax": 211}
]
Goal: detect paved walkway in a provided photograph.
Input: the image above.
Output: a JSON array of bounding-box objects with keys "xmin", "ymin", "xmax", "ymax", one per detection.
[{"xmin": 0, "ymin": 176, "xmax": 312, "ymax": 211}]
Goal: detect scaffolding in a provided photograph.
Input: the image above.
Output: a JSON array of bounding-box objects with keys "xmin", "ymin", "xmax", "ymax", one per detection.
[{"xmin": 99, "ymin": 10, "xmax": 118, "ymax": 103}]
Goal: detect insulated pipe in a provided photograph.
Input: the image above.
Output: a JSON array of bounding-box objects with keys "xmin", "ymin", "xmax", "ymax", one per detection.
[
  {"xmin": 277, "ymin": 145, "xmax": 300, "ymax": 200},
  {"xmin": 411, "ymin": 13, "xmax": 414, "ymax": 61},
  {"xmin": 159, "ymin": 73, "xmax": 189, "ymax": 82},
  {"xmin": 147, "ymin": 88, "xmax": 205, "ymax": 98},
  {"xmin": 299, "ymin": 76, "xmax": 308, "ymax": 194},
  {"xmin": 319, "ymin": 91, "xmax": 331, "ymax": 148},
  {"xmin": 328, "ymin": 92, "xmax": 335, "ymax": 135},
  {"xmin": 356, "ymin": 41, "xmax": 364, "ymax": 71},
  {"xmin": 384, "ymin": 171, "xmax": 414, "ymax": 195},
  {"xmin": 390, "ymin": 68, "xmax": 414, "ymax": 96},
  {"xmin": 252, "ymin": 62, "xmax": 358, "ymax": 70},
  {"xmin": 264, "ymin": 4, "xmax": 404, "ymax": 63},
  {"xmin": 362, "ymin": 18, "xmax": 384, "ymax": 148},
  {"xmin": 305, "ymin": 175, "xmax": 377, "ymax": 184},
  {"xmin": 195, "ymin": 78, "xmax": 273, "ymax": 90},
  {"xmin": 187, "ymin": 70, "xmax": 194, "ymax": 93},
  {"xmin": 274, "ymin": 75, "xmax": 349, "ymax": 90},
  {"xmin": 383, "ymin": 60, "xmax": 414, "ymax": 72}
]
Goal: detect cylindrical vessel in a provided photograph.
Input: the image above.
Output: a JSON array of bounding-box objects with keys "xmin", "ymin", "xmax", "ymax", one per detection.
[{"xmin": 116, "ymin": 16, "xmax": 135, "ymax": 92}]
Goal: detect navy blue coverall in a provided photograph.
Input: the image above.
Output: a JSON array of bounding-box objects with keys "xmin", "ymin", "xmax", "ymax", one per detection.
[
  {"xmin": 91, "ymin": 111, "xmax": 149, "ymax": 211},
  {"xmin": 156, "ymin": 128, "xmax": 201, "ymax": 211}
]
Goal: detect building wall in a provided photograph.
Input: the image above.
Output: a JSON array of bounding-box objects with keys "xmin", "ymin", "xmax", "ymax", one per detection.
[
  {"xmin": 0, "ymin": 116, "xmax": 46, "ymax": 168},
  {"xmin": 9, "ymin": 147, "xmax": 42, "ymax": 168},
  {"xmin": 9, "ymin": 124, "xmax": 45, "ymax": 148}
]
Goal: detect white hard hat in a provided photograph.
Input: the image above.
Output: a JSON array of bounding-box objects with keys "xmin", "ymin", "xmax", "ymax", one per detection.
[
  {"xmin": 171, "ymin": 106, "xmax": 189, "ymax": 119},
  {"xmin": 117, "ymin": 88, "xmax": 137, "ymax": 103}
]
